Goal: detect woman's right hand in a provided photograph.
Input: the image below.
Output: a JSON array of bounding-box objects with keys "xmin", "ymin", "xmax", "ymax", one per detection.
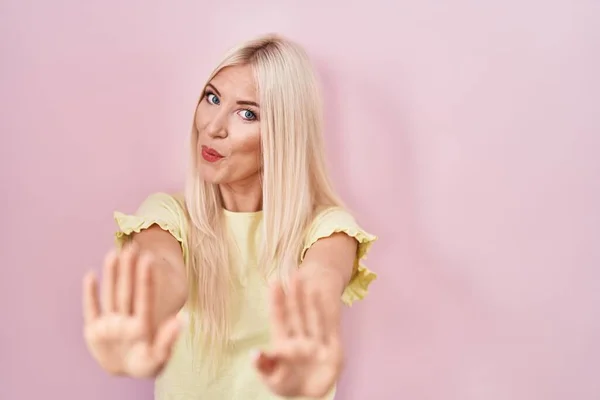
[{"xmin": 82, "ymin": 243, "xmax": 182, "ymax": 378}]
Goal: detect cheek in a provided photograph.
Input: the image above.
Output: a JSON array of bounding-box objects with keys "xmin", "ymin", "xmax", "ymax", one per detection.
[
  {"xmin": 229, "ymin": 129, "xmax": 261, "ymax": 167},
  {"xmin": 239, "ymin": 132, "xmax": 260, "ymax": 154},
  {"xmin": 229, "ymin": 132, "xmax": 261, "ymax": 176},
  {"xmin": 195, "ymin": 109, "xmax": 208, "ymax": 133}
]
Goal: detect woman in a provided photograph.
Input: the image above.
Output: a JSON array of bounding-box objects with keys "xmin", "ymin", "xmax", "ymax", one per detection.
[{"xmin": 82, "ymin": 33, "xmax": 377, "ymax": 400}]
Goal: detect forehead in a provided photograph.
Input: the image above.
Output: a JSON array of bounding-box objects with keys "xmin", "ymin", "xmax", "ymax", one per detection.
[{"xmin": 209, "ymin": 65, "xmax": 257, "ymax": 99}]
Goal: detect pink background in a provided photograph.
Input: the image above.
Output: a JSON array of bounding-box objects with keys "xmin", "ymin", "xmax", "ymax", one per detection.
[{"xmin": 1, "ymin": 1, "xmax": 599, "ymax": 399}]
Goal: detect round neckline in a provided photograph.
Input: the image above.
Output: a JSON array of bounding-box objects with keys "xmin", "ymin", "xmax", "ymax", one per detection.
[{"xmin": 222, "ymin": 208, "xmax": 263, "ymax": 218}]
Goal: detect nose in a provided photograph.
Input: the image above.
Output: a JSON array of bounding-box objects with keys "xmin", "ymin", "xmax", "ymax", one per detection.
[{"xmin": 205, "ymin": 110, "xmax": 228, "ymax": 139}]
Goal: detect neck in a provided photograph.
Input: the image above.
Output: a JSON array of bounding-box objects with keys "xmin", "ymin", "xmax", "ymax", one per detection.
[{"xmin": 219, "ymin": 173, "xmax": 262, "ymax": 212}]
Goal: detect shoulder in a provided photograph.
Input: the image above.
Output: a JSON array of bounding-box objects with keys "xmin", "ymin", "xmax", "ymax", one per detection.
[
  {"xmin": 308, "ymin": 206, "xmax": 360, "ymax": 231},
  {"xmin": 113, "ymin": 191, "xmax": 189, "ymax": 247},
  {"xmin": 302, "ymin": 206, "xmax": 376, "ymax": 257},
  {"xmin": 302, "ymin": 206, "xmax": 378, "ymax": 305},
  {"xmin": 135, "ymin": 192, "xmax": 187, "ymax": 215}
]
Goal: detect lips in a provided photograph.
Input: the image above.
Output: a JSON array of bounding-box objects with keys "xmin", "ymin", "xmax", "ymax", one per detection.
[
  {"xmin": 202, "ymin": 145, "xmax": 223, "ymax": 157},
  {"xmin": 201, "ymin": 145, "xmax": 224, "ymax": 162}
]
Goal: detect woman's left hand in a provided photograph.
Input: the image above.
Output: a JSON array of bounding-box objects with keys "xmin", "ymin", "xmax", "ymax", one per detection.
[{"xmin": 253, "ymin": 274, "xmax": 344, "ymax": 398}]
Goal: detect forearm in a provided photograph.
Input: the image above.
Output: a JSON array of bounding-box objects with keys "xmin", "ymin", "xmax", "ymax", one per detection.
[
  {"xmin": 122, "ymin": 226, "xmax": 188, "ymax": 329},
  {"xmin": 298, "ymin": 262, "xmax": 347, "ymax": 324},
  {"xmin": 298, "ymin": 232, "xmax": 358, "ymax": 325},
  {"xmin": 150, "ymin": 257, "xmax": 188, "ymax": 329}
]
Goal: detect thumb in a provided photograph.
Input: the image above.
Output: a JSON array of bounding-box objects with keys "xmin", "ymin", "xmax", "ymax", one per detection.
[{"xmin": 151, "ymin": 315, "xmax": 183, "ymax": 364}]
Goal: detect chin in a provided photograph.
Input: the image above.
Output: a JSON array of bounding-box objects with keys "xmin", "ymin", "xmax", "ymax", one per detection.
[{"xmin": 197, "ymin": 168, "xmax": 222, "ymax": 184}]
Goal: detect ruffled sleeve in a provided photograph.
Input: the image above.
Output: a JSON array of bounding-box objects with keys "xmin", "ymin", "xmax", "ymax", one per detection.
[
  {"xmin": 113, "ymin": 192, "xmax": 190, "ymax": 264},
  {"xmin": 301, "ymin": 207, "xmax": 378, "ymax": 306}
]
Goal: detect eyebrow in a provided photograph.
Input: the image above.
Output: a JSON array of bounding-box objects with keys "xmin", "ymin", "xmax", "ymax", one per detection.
[
  {"xmin": 237, "ymin": 100, "xmax": 260, "ymax": 108},
  {"xmin": 206, "ymin": 83, "xmax": 260, "ymax": 108},
  {"xmin": 206, "ymin": 83, "xmax": 221, "ymax": 97}
]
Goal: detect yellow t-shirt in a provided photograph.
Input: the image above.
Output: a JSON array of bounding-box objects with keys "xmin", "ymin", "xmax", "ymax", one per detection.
[{"xmin": 113, "ymin": 192, "xmax": 377, "ymax": 400}]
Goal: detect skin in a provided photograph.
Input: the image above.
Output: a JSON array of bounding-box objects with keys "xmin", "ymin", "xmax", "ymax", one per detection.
[
  {"xmin": 82, "ymin": 65, "xmax": 357, "ymax": 398},
  {"xmin": 196, "ymin": 64, "xmax": 263, "ymax": 211}
]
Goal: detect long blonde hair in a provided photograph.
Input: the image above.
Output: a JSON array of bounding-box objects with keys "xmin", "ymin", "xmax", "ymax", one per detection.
[{"xmin": 184, "ymin": 33, "xmax": 343, "ymax": 367}]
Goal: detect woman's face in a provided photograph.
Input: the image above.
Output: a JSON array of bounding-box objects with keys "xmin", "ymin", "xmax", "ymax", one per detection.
[{"xmin": 195, "ymin": 64, "xmax": 261, "ymax": 185}]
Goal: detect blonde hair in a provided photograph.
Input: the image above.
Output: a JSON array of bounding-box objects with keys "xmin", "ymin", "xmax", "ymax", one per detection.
[{"xmin": 184, "ymin": 33, "xmax": 343, "ymax": 368}]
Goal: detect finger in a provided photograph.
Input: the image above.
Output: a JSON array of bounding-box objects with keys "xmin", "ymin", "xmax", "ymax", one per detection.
[
  {"xmin": 269, "ymin": 280, "xmax": 289, "ymax": 341},
  {"xmin": 305, "ymin": 286, "xmax": 322, "ymax": 339},
  {"xmin": 314, "ymin": 289, "xmax": 333, "ymax": 343},
  {"xmin": 151, "ymin": 315, "xmax": 182, "ymax": 363},
  {"xmin": 295, "ymin": 275, "xmax": 309, "ymax": 334},
  {"xmin": 326, "ymin": 294, "xmax": 342, "ymax": 340},
  {"xmin": 135, "ymin": 252, "xmax": 155, "ymax": 331},
  {"xmin": 116, "ymin": 243, "xmax": 138, "ymax": 314},
  {"xmin": 100, "ymin": 250, "xmax": 118, "ymax": 313},
  {"xmin": 286, "ymin": 275, "xmax": 304, "ymax": 336},
  {"xmin": 83, "ymin": 271, "xmax": 100, "ymax": 324}
]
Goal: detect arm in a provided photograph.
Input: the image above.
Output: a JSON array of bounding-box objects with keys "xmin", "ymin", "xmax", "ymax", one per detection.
[
  {"xmin": 298, "ymin": 232, "xmax": 358, "ymax": 321},
  {"xmin": 254, "ymin": 233, "xmax": 358, "ymax": 398},
  {"xmin": 83, "ymin": 193, "xmax": 189, "ymax": 378},
  {"xmin": 255, "ymin": 208, "xmax": 376, "ymax": 398},
  {"xmin": 126, "ymin": 225, "xmax": 188, "ymax": 330},
  {"xmin": 82, "ymin": 224, "xmax": 187, "ymax": 378}
]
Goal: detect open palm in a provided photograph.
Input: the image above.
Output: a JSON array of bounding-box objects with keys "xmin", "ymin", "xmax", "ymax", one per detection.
[
  {"xmin": 254, "ymin": 276, "xmax": 343, "ymax": 398},
  {"xmin": 82, "ymin": 245, "xmax": 181, "ymax": 378}
]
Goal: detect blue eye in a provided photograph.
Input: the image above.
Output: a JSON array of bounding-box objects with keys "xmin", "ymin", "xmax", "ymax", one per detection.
[
  {"xmin": 206, "ymin": 92, "xmax": 220, "ymax": 105},
  {"xmin": 239, "ymin": 109, "xmax": 257, "ymax": 121}
]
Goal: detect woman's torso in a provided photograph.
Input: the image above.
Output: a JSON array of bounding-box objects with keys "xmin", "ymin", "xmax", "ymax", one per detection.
[{"xmin": 154, "ymin": 209, "xmax": 336, "ymax": 400}]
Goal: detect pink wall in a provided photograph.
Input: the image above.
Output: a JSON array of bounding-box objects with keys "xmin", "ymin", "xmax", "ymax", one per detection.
[{"xmin": 1, "ymin": 1, "xmax": 599, "ymax": 399}]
